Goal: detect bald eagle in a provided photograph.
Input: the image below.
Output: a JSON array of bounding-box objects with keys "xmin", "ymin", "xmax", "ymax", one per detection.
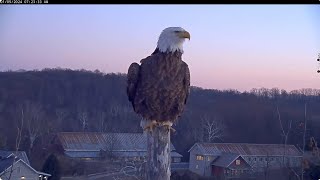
[{"xmin": 127, "ymin": 27, "xmax": 191, "ymax": 131}]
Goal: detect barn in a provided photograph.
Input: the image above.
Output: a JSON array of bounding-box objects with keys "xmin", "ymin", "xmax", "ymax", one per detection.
[
  {"xmin": 55, "ymin": 132, "xmax": 183, "ymax": 163},
  {"xmin": 188, "ymin": 142, "xmax": 302, "ymax": 178}
]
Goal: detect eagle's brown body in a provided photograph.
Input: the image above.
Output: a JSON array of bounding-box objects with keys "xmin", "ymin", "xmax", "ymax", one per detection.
[{"xmin": 127, "ymin": 49, "xmax": 190, "ymax": 123}]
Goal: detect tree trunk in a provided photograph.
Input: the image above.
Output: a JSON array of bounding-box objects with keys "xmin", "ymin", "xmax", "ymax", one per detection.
[{"xmin": 146, "ymin": 125, "xmax": 171, "ymax": 180}]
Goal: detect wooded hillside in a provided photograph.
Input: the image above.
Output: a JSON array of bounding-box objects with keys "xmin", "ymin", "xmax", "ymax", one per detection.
[{"xmin": 0, "ymin": 68, "xmax": 319, "ymax": 162}]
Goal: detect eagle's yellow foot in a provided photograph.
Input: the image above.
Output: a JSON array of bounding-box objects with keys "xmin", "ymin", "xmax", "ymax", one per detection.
[
  {"xmin": 162, "ymin": 121, "xmax": 175, "ymax": 132},
  {"xmin": 170, "ymin": 127, "xmax": 176, "ymax": 133},
  {"xmin": 143, "ymin": 120, "xmax": 157, "ymax": 132}
]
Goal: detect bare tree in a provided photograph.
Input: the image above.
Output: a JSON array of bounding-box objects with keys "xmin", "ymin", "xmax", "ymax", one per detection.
[
  {"xmin": 309, "ymin": 137, "xmax": 319, "ymax": 159},
  {"xmin": 191, "ymin": 124, "xmax": 204, "ymax": 142},
  {"xmin": 77, "ymin": 107, "xmax": 88, "ymax": 132},
  {"xmin": 301, "ymin": 103, "xmax": 307, "ymax": 180},
  {"xmin": 201, "ymin": 114, "xmax": 225, "ymax": 142},
  {"xmin": 277, "ymin": 104, "xmax": 307, "ymax": 180},
  {"xmin": 2, "ymin": 105, "xmax": 24, "ymax": 180},
  {"xmin": 23, "ymin": 101, "xmax": 45, "ymax": 153},
  {"xmin": 108, "ymin": 101, "xmax": 121, "ymax": 119},
  {"xmin": 121, "ymin": 160, "xmax": 146, "ymax": 180},
  {"xmin": 277, "ymin": 105, "xmax": 292, "ymax": 167},
  {"xmin": 97, "ymin": 111, "xmax": 107, "ymax": 132},
  {"xmin": 55, "ymin": 108, "xmax": 69, "ymax": 130}
]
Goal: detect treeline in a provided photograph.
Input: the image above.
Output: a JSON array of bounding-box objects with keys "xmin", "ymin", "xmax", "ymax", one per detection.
[{"xmin": 0, "ymin": 68, "xmax": 319, "ymax": 163}]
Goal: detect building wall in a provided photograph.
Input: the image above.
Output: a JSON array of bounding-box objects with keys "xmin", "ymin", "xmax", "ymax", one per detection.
[
  {"xmin": 189, "ymin": 146, "xmax": 214, "ymax": 176},
  {"xmin": 228, "ymin": 157, "xmax": 251, "ymax": 170},
  {"xmin": 66, "ymin": 150, "xmax": 181, "ymax": 162},
  {"xmin": 189, "ymin": 146, "xmax": 302, "ymax": 176},
  {"xmin": 203, "ymin": 155, "xmax": 214, "ymax": 176},
  {"xmin": 242, "ymin": 155, "xmax": 302, "ymax": 172},
  {"xmin": 189, "ymin": 146, "xmax": 205, "ymax": 176},
  {"xmin": 212, "ymin": 166, "xmax": 224, "ymax": 178},
  {"xmin": 0, "ymin": 161, "xmax": 40, "ymax": 180},
  {"xmin": 171, "ymin": 157, "xmax": 181, "ymax": 163}
]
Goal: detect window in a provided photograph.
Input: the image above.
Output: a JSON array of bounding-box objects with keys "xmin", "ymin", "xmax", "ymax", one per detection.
[
  {"xmin": 207, "ymin": 156, "xmax": 210, "ymax": 161},
  {"xmin": 248, "ymin": 157, "xmax": 251, "ymax": 161},
  {"xmin": 260, "ymin": 158, "xmax": 263, "ymax": 161},
  {"xmin": 271, "ymin": 157, "xmax": 274, "ymax": 161},
  {"xmin": 254, "ymin": 157, "xmax": 257, "ymax": 161},
  {"xmin": 17, "ymin": 167, "xmax": 21, "ymax": 173},
  {"xmin": 196, "ymin": 155, "xmax": 204, "ymax": 161},
  {"xmin": 196, "ymin": 165, "xmax": 199, "ymax": 169},
  {"xmin": 236, "ymin": 159, "xmax": 241, "ymax": 165}
]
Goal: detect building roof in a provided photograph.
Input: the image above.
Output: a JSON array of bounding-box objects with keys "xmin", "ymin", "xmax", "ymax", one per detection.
[
  {"xmin": 211, "ymin": 153, "xmax": 240, "ymax": 168},
  {"xmin": 0, "ymin": 156, "xmax": 15, "ymax": 173},
  {"xmin": 0, "ymin": 157, "xmax": 51, "ymax": 177},
  {"xmin": 64, "ymin": 151, "xmax": 183, "ymax": 158},
  {"xmin": 57, "ymin": 132, "xmax": 177, "ymax": 152},
  {"xmin": 0, "ymin": 150, "xmax": 30, "ymax": 165},
  {"xmin": 189, "ymin": 143, "xmax": 302, "ymax": 157}
]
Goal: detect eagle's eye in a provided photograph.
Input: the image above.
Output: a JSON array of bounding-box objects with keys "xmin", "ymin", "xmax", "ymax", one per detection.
[{"xmin": 174, "ymin": 31, "xmax": 181, "ymax": 33}]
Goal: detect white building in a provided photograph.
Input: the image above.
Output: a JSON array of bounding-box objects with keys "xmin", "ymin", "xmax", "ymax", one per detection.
[{"xmin": 0, "ymin": 151, "xmax": 50, "ymax": 180}]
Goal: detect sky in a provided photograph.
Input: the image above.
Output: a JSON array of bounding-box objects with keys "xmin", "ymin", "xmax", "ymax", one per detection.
[{"xmin": 0, "ymin": 5, "xmax": 319, "ymax": 92}]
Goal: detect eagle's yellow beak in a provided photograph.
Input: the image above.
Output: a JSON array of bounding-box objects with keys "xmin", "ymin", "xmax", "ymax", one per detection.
[{"xmin": 178, "ymin": 31, "xmax": 191, "ymax": 40}]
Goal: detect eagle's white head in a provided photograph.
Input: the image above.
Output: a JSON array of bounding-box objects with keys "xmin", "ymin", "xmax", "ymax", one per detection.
[{"xmin": 156, "ymin": 27, "xmax": 190, "ymax": 54}]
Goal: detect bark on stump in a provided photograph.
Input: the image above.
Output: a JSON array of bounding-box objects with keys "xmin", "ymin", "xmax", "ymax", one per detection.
[{"xmin": 145, "ymin": 124, "xmax": 171, "ymax": 180}]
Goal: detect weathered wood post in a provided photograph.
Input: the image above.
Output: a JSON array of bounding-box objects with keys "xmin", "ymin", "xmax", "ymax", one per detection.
[{"xmin": 145, "ymin": 123, "xmax": 171, "ymax": 180}]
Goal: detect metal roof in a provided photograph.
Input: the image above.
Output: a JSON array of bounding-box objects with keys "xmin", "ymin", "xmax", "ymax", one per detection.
[
  {"xmin": 0, "ymin": 156, "xmax": 14, "ymax": 173},
  {"xmin": 170, "ymin": 152, "xmax": 183, "ymax": 158},
  {"xmin": 0, "ymin": 157, "xmax": 51, "ymax": 177},
  {"xmin": 57, "ymin": 132, "xmax": 177, "ymax": 152},
  {"xmin": 190, "ymin": 143, "xmax": 302, "ymax": 156},
  {"xmin": 65, "ymin": 151, "xmax": 183, "ymax": 158},
  {"xmin": 211, "ymin": 153, "xmax": 240, "ymax": 168},
  {"xmin": 0, "ymin": 150, "xmax": 30, "ymax": 165}
]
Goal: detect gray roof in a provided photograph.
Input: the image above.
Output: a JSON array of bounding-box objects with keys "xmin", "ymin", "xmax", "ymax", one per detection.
[
  {"xmin": 0, "ymin": 157, "xmax": 51, "ymax": 177},
  {"xmin": 58, "ymin": 132, "xmax": 182, "ymax": 158},
  {"xmin": 0, "ymin": 150, "xmax": 30, "ymax": 165},
  {"xmin": 65, "ymin": 151, "xmax": 183, "ymax": 158},
  {"xmin": 211, "ymin": 153, "xmax": 240, "ymax": 168},
  {"xmin": 189, "ymin": 143, "xmax": 302, "ymax": 157},
  {"xmin": 58, "ymin": 132, "xmax": 176, "ymax": 151},
  {"xmin": 0, "ymin": 156, "xmax": 15, "ymax": 173}
]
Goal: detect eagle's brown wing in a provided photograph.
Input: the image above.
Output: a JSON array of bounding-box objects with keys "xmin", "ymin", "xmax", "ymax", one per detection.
[
  {"xmin": 183, "ymin": 62, "xmax": 191, "ymax": 105},
  {"xmin": 133, "ymin": 52, "xmax": 190, "ymax": 122},
  {"xmin": 127, "ymin": 62, "xmax": 140, "ymax": 110}
]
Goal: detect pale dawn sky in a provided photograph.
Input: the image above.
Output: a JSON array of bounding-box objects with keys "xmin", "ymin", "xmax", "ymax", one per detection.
[{"xmin": 0, "ymin": 5, "xmax": 319, "ymax": 91}]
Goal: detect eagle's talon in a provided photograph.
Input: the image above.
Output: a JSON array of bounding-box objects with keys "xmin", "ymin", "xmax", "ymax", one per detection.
[
  {"xmin": 170, "ymin": 127, "xmax": 176, "ymax": 133},
  {"xmin": 143, "ymin": 120, "xmax": 157, "ymax": 132}
]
